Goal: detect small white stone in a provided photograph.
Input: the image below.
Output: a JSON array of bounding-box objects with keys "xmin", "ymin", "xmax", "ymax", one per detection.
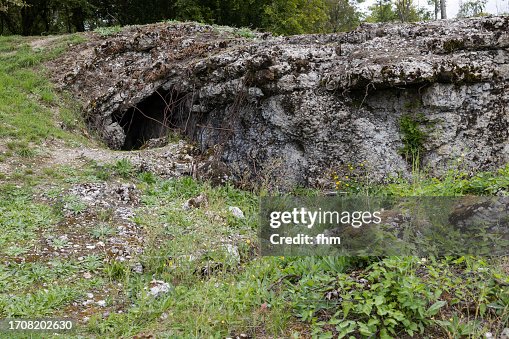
[
  {"xmin": 228, "ymin": 206, "xmax": 245, "ymax": 219},
  {"xmin": 148, "ymin": 280, "xmax": 171, "ymax": 297},
  {"xmin": 225, "ymin": 244, "xmax": 240, "ymax": 263}
]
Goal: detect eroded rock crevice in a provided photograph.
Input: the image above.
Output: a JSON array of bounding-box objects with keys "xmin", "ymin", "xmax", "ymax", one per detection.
[
  {"xmin": 113, "ymin": 88, "xmax": 192, "ymax": 150},
  {"xmin": 52, "ymin": 17, "xmax": 509, "ymax": 188}
]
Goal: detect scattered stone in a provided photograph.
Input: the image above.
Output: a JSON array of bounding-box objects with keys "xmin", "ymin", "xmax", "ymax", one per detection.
[
  {"xmin": 83, "ymin": 272, "xmax": 92, "ymax": 279},
  {"xmin": 132, "ymin": 262, "xmax": 143, "ymax": 274},
  {"xmin": 96, "ymin": 300, "xmax": 107, "ymax": 307},
  {"xmin": 82, "ymin": 300, "xmax": 93, "ymax": 306},
  {"xmin": 116, "ymin": 206, "xmax": 135, "ymax": 220},
  {"xmin": 225, "ymin": 244, "xmax": 240, "ymax": 263},
  {"xmin": 228, "ymin": 206, "xmax": 245, "ymax": 219},
  {"xmin": 182, "ymin": 194, "xmax": 207, "ymax": 210},
  {"xmin": 113, "ymin": 183, "xmax": 138, "ymax": 204},
  {"xmin": 148, "ymin": 280, "xmax": 172, "ymax": 298}
]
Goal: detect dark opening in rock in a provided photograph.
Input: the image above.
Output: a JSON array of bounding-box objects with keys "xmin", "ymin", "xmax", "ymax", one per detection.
[{"xmin": 114, "ymin": 88, "xmax": 189, "ymax": 150}]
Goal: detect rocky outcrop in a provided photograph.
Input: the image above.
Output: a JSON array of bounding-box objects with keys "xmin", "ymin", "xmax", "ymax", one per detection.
[{"xmin": 52, "ymin": 17, "xmax": 509, "ymax": 188}]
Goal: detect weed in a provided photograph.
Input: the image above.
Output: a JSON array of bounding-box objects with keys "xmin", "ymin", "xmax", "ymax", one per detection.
[
  {"xmin": 97, "ymin": 208, "xmax": 114, "ymax": 222},
  {"xmin": 138, "ymin": 171, "xmax": 156, "ymax": 185},
  {"xmin": 114, "ymin": 158, "xmax": 134, "ymax": 179},
  {"xmin": 81, "ymin": 255, "xmax": 104, "ymax": 272},
  {"xmin": 399, "ymin": 114, "xmax": 428, "ymax": 166},
  {"xmin": 279, "ymin": 256, "xmax": 508, "ymax": 338},
  {"xmin": 94, "ymin": 26, "xmax": 123, "ymax": 37},
  {"xmin": 4, "ymin": 245, "xmax": 29, "ymax": 256},
  {"xmin": 62, "ymin": 194, "xmax": 87, "ymax": 214},
  {"xmin": 16, "ymin": 146, "xmax": 37, "ymax": 158},
  {"xmin": 235, "ymin": 27, "xmax": 257, "ymax": 38},
  {"xmin": 90, "ymin": 223, "xmax": 116, "ymax": 239},
  {"xmin": 104, "ymin": 261, "xmax": 130, "ymax": 281},
  {"xmin": 331, "ymin": 161, "xmax": 371, "ymax": 194},
  {"xmin": 50, "ymin": 237, "xmax": 68, "ymax": 249}
]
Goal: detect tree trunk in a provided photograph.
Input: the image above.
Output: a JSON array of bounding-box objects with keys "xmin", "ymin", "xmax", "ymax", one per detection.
[
  {"xmin": 21, "ymin": 7, "xmax": 34, "ymax": 35},
  {"xmin": 72, "ymin": 8, "xmax": 85, "ymax": 32},
  {"xmin": 440, "ymin": 0, "xmax": 447, "ymax": 19}
]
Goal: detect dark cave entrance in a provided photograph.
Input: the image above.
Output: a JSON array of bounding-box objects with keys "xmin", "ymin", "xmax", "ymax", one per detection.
[{"xmin": 115, "ymin": 88, "xmax": 191, "ymax": 150}]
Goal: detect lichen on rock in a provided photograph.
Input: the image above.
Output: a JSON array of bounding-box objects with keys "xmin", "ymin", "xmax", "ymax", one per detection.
[{"xmin": 52, "ymin": 17, "xmax": 509, "ymax": 188}]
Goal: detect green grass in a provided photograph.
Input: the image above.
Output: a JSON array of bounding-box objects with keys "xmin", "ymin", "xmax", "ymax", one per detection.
[
  {"xmin": 93, "ymin": 26, "xmax": 123, "ymax": 37},
  {"xmin": 0, "ymin": 35, "xmax": 87, "ymax": 155},
  {"xmin": 0, "ymin": 186, "xmax": 56, "ymax": 256},
  {"xmin": 0, "ymin": 157, "xmax": 508, "ymax": 338}
]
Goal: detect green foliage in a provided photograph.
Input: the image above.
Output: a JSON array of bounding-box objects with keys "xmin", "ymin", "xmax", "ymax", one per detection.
[
  {"xmin": 90, "ymin": 223, "xmax": 116, "ymax": 239},
  {"xmin": 1, "ymin": 0, "xmax": 366, "ymax": 36},
  {"xmin": 0, "ymin": 186, "xmax": 55, "ymax": 256},
  {"xmin": 104, "ymin": 261, "xmax": 130, "ymax": 281},
  {"xmin": 1, "ymin": 0, "xmax": 434, "ymax": 36},
  {"xmin": 113, "ymin": 158, "xmax": 135, "ymax": 178},
  {"xmin": 81, "ymin": 254, "xmax": 104, "ymax": 272},
  {"xmin": 325, "ymin": 0, "xmax": 363, "ymax": 32},
  {"xmin": 280, "ymin": 256, "xmax": 508, "ymax": 338},
  {"xmin": 366, "ymin": 0, "xmax": 399, "ymax": 22},
  {"xmin": 62, "ymin": 194, "xmax": 87, "ymax": 214},
  {"xmin": 366, "ymin": 0, "xmax": 431, "ymax": 23},
  {"xmin": 0, "ymin": 158, "xmax": 508, "ymax": 336},
  {"xmin": 0, "ymin": 0, "xmax": 25, "ymax": 13},
  {"xmin": 235, "ymin": 27, "xmax": 257, "ymax": 38},
  {"xmin": 0, "ymin": 285, "xmax": 81, "ymax": 316},
  {"xmin": 332, "ymin": 162, "xmax": 371, "ymax": 194},
  {"xmin": 138, "ymin": 171, "xmax": 157, "ymax": 185},
  {"xmin": 457, "ymin": 0, "xmax": 488, "ymax": 17},
  {"xmin": 94, "ymin": 25, "xmax": 122, "ymax": 37},
  {"xmin": 382, "ymin": 163, "xmax": 509, "ymax": 197},
  {"xmin": 399, "ymin": 114, "xmax": 427, "ymax": 166},
  {"xmin": 262, "ymin": 0, "xmax": 329, "ymax": 35}
]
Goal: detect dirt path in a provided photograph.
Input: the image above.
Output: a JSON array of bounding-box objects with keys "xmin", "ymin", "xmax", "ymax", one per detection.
[{"xmin": 0, "ymin": 138, "xmax": 197, "ymax": 180}]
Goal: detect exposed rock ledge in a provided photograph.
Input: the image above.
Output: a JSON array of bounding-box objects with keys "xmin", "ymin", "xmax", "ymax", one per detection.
[{"xmin": 52, "ymin": 17, "xmax": 509, "ymax": 188}]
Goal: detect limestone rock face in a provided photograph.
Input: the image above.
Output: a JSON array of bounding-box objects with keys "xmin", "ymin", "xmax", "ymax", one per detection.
[{"xmin": 53, "ymin": 17, "xmax": 509, "ymax": 188}]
